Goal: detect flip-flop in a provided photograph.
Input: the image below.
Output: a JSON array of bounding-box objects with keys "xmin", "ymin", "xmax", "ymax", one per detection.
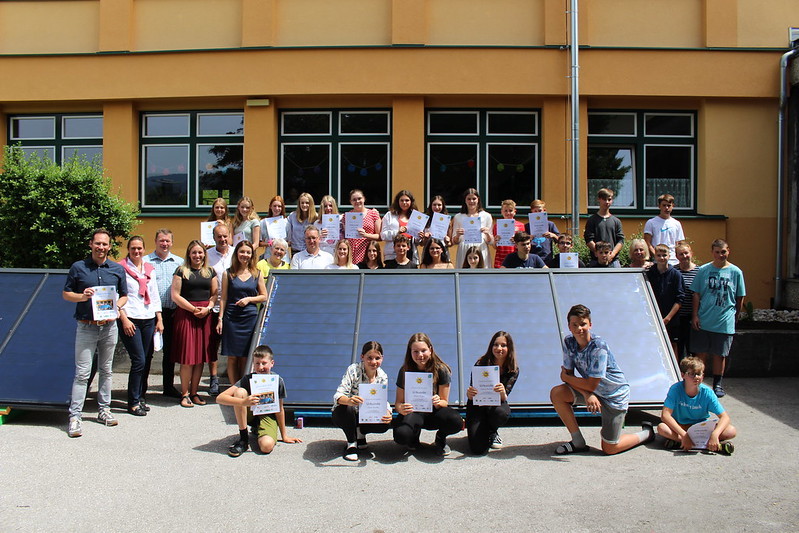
[
  {"xmin": 556, "ymin": 441, "xmax": 590, "ymax": 455},
  {"xmin": 180, "ymin": 395, "xmax": 194, "ymax": 408}
]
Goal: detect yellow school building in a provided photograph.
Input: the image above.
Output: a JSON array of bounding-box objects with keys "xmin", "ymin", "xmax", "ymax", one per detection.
[{"xmin": 1, "ymin": 0, "xmax": 798, "ymax": 308}]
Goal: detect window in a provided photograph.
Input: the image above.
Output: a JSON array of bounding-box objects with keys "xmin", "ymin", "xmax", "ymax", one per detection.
[
  {"xmin": 141, "ymin": 111, "xmax": 243, "ymax": 209},
  {"xmin": 279, "ymin": 110, "xmax": 391, "ymax": 208},
  {"xmin": 8, "ymin": 114, "xmax": 103, "ymax": 165},
  {"xmin": 587, "ymin": 111, "xmax": 696, "ymax": 211},
  {"xmin": 426, "ymin": 110, "xmax": 539, "ymax": 211}
]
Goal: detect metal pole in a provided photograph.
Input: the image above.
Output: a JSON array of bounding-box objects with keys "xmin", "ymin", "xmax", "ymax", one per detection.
[{"xmin": 570, "ymin": 0, "xmax": 580, "ymax": 238}]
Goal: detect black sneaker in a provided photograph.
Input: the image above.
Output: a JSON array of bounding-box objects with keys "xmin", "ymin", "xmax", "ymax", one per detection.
[
  {"xmin": 356, "ymin": 438, "xmax": 368, "ymax": 450},
  {"xmin": 343, "ymin": 446, "xmax": 358, "ymax": 461},
  {"xmin": 489, "ymin": 432, "xmax": 503, "ymax": 449},
  {"xmin": 719, "ymin": 441, "xmax": 735, "ymax": 456},
  {"xmin": 713, "ymin": 384, "xmax": 726, "ymax": 398},
  {"xmin": 435, "ymin": 434, "xmax": 451, "ymax": 456},
  {"xmin": 228, "ymin": 439, "xmax": 249, "ymax": 457}
]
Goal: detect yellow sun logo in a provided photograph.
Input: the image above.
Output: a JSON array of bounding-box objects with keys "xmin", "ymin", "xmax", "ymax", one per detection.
[
  {"xmin": 416, "ymin": 377, "xmax": 423, "ymax": 384},
  {"xmin": 482, "ymin": 371, "xmax": 489, "ymax": 377},
  {"xmin": 369, "ymin": 389, "xmax": 377, "ymax": 395}
]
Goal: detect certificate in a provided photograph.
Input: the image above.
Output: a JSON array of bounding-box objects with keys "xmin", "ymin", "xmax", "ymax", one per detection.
[
  {"xmin": 263, "ymin": 216, "xmax": 287, "ymax": 241},
  {"xmin": 232, "ymin": 232, "xmax": 245, "ymax": 246},
  {"xmin": 91, "ymin": 285, "xmax": 118, "ymax": 321},
  {"xmin": 200, "ymin": 221, "xmax": 219, "ymax": 246},
  {"xmin": 344, "ymin": 211, "xmax": 364, "ymax": 239},
  {"xmin": 320, "ymin": 214, "xmax": 341, "ymax": 244},
  {"xmin": 462, "ymin": 216, "xmax": 483, "ymax": 245},
  {"xmin": 250, "ymin": 373, "xmax": 280, "ymax": 415},
  {"xmin": 404, "ymin": 371, "xmax": 433, "ymax": 413},
  {"xmin": 686, "ymin": 417, "xmax": 718, "ymax": 450},
  {"xmin": 495, "ymin": 219, "xmax": 517, "ymax": 247},
  {"xmin": 528, "ymin": 212, "xmax": 549, "ymax": 238},
  {"xmin": 559, "ymin": 252, "xmax": 579, "ymax": 269},
  {"xmin": 471, "ymin": 366, "xmax": 501, "ymax": 406},
  {"xmin": 429, "ymin": 213, "xmax": 451, "ymax": 241},
  {"xmin": 406, "ymin": 210, "xmax": 429, "ymax": 237},
  {"xmin": 358, "ymin": 383, "xmax": 388, "ymax": 424}
]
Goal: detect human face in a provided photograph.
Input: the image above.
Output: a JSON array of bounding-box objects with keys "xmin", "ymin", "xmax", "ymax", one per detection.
[
  {"xmin": 501, "ymin": 205, "xmax": 516, "ymax": 219},
  {"xmin": 361, "ymin": 349, "xmax": 383, "ymax": 374},
  {"xmin": 89, "ymin": 233, "xmax": 111, "ymax": 263},
  {"xmin": 676, "ymin": 246, "xmax": 693, "ymax": 268},
  {"xmin": 127, "ymin": 239, "xmax": 145, "ymax": 263},
  {"xmin": 336, "ymin": 242, "xmax": 349, "ymax": 263},
  {"xmin": 213, "ymin": 202, "xmax": 227, "ymax": 219},
  {"xmin": 682, "ymin": 369, "xmax": 703, "ymax": 383},
  {"xmin": 598, "ymin": 195, "xmax": 613, "ymax": 210},
  {"xmin": 427, "ymin": 242, "xmax": 443, "ymax": 260},
  {"xmin": 398, "ymin": 195, "xmax": 412, "ymax": 213},
  {"xmin": 568, "ymin": 315, "xmax": 592, "ymax": 345},
  {"xmin": 238, "ymin": 201, "xmax": 251, "ymax": 218},
  {"xmin": 299, "ymin": 196, "xmax": 310, "ymax": 214},
  {"xmin": 515, "ymin": 239, "xmax": 532, "ymax": 255},
  {"xmin": 467, "ymin": 252, "xmax": 480, "ymax": 268},
  {"xmin": 236, "ymin": 244, "xmax": 253, "ymax": 267},
  {"xmin": 712, "ymin": 245, "xmax": 729, "ymax": 264},
  {"xmin": 155, "ymin": 232, "xmax": 173, "ymax": 255},
  {"xmin": 270, "ymin": 200, "xmax": 283, "ymax": 217},
  {"xmin": 189, "ymin": 245, "xmax": 206, "ymax": 268},
  {"xmin": 492, "ymin": 335, "xmax": 509, "ymax": 363},
  {"xmin": 272, "ymin": 242, "xmax": 287, "ymax": 261},
  {"xmin": 367, "ymin": 245, "xmax": 379, "ymax": 262},
  {"xmin": 431, "ymin": 199, "xmax": 444, "ymax": 213},
  {"xmin": 659, "ymin": 201, "xmax": 673, "ymax": 218},
  {"xmin": 395, "ymin": 241, "xmax": 409, "ymax": 258},
  {"xmin": 410, "ymin": 341, "xmax": 431, "ymax": 369},
  {"xmin": 252, "ymin": 356, "xmax": 275, "ymax": 374},
  {"xmin": 557, "ymin": 239, "xmax": 573, "ymax": 253},
  {"xmin": 350, "ymin": 192, "xmax": 365, "ymax": 211},
  {"xmin": 214, "ymin": 226, "xmax": 230, "ymax": 249},
  {"xmin": 531, "ymin": 205, "xmax": 545, "ymax": 213},
  {"xmin": 630, "ymin": 244, "xmax": 647, "ymax": 263},
  {"xmin": 655, "ymin": 250, "xmax": 669, "ymax": 266},
  {"xmin": 597, "ymin": 249, "xmax": 612, "ymax": 265},
  {"xmin": 322, "ymin": 201, "xmax": 334, "ymax": 214},
  {"xmin": 465, "ymin": 193, "xmax": 479, "ymax": 214},
  {"xmin": 305, "ymin": 230, "xmax": 320, "ymax": 253}
]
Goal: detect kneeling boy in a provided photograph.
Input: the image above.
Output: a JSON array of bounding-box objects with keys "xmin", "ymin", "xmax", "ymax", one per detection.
[
  {"xmin": 657, "ymin": 356, "xmax": 736, "ymax": 454},
  {"xmin": 550, "ymin": 304, "xmax": 654, "ymax": 455},
  {"xmin": 216, "ymin": 345, "xmax": 302, "ymax": 457}
]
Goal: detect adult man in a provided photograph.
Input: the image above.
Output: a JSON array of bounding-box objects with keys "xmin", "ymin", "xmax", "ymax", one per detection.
[
  {"xmin": 290, "ymin": 226, "xmax": 334, "ymax": 269},
  {"xmin": 207, "ymin": 224, "xmax": 233, "ymax": 395},
  {"xmin": 63, "ymin": 229, "xmax": 129, "ymax": 438},
  {"xmin": 144, "ymin": 229, "xmax": 184, "ymax": 399}
]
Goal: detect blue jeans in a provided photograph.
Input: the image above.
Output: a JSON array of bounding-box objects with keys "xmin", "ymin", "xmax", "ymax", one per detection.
[
  {"xmin": 118, "ymin": 317, "xmax": 156, "ymax": 408},
  {"xmin": 69, "ymin": 321, "xmax": 118, "ymax": 418}
]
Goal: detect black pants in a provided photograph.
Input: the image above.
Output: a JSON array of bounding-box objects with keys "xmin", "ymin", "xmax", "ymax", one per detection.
[
  {"xmin": 676, "ymin": 316, "xmax": 693, "ymax": 360},
  {"xmin": 393, "ymin": 406, "xmax": 462, "ymax": 446},
  {"xmin": 146, "ymin": 307, "xmax": 176, "ymax": 389},
  {"xmin": 331, "ymin": 404, "xmax": 391, "ymax": 443},
  {"xmin": 466, "ymin": 400, "xmax": 510, "ymax": 454}
]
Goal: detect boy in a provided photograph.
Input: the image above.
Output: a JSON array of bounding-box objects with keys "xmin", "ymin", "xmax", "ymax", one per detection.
[
  {"xmin": 550, "ymin": 304, "xmax": 654, "ymax": 455},
  {"xmin": 588, "ymin": 241, "xmax": 615, "ymax": 268},
  {"xmin": 384, "ymin": 233, "xmax": 416, "ymax": 269},
  {"xmin": 583, "ymin": 188, "xmax": 624, "ymax": 267},
  {"xmin": 644, "ymin": 193, "xmax": 685, "ymax": 265},
  {"xmin": 216, "ymin": 345, "xmax": 302, "ymax": 457},
  {"xmin": 545, "ymin": 234, "xmax": 586, "ymax": 268},
  {"xmin": 675, "ymin": 241, "xmax": 699, "ymax": 359},
  {"xmin": 646, "ymin": 243, "xmax": 684, "ymax": 355},
  {"xmin": 690, "ymin": 239, "xmax": 746, "ymax": 398},
  {"xmin": 500, "ymin": 231, "xmax": 547, "ymax": 269},
  {"xmin": 657, "ymin": 356, "xmax": 736, "ymax": 454},
  {"xmin": 523, "ymin": 199, "xmax": 560, "ymax": 262},
  {"xmin": 492, "ymin": 199, "xmax": 525, "ymax": 268}
]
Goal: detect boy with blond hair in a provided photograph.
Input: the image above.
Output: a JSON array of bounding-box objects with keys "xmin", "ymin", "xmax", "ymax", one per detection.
[
  {"xmin": 491, "ymin": 199, "xmax": 525, "ymax": 268},
  {"xmin": 523, "ymin": 199, "xmax": 560, "ymax": 262}
]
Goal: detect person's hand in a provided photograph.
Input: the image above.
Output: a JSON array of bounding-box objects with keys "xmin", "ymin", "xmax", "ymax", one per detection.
[
  {"xmin": 82, "ymin": 287, "xmax": 95, "ymax": 300},
  {"xmin": 357, "ymin": 228, "xmax": 367, "ymax": 237},
  {"xmin": 456, "ymin": 228, "xmax": 465, "ymax": 236},
  {"xmin": 282, "ymin": 436, "xmax": 303, "ymax": 444},
  {"xmin": 692, "ymin": 316, "xmax": 701, "ymax": 330},
  {"xmin": 663, "ymin": 316, "xmax": 671, "ymax": 325},
  {"xmin": 321, "ymin": 228, "xmax": 328, "ymax": 238},
  {"xmin": 396, "ymin": 403, "xmax": 413, "ymax": 415},
  {"xmin": 216, "ymin": 320, "xmax": 223, "ymax": 335},
  {"xmin": 122, "ymin": 319, "xmax": 136, "ymax": 337},
  {"xmin": 706, "ymin": 433, "xmax": 721, "ymax": 452},
  {"xmin": 585, "ymin": 394, "xmax": 602, "ymax": 414},
  {"xmin": 245, "ymin": 394, "xmax": 260, "ymax": 406},
  {"xmin": 493, "ymin": 383, "xmax": 506, "ymax": 395},
  {"xmin": 560, "ymin": 366, "xmax": 570, "ymax": 382},
  {"xmin": 155, "ymin": 320, "xmax": 164, "ymax": 334},
  {"xmin": 235, "ymin": 297, "xmax": 249, "ymax": 307},
  {"xmin": 349, "ymin": 396, "xmax": 364, "ymax": 406},
  {"xmin": 381, "ymin": 411, "xmax": 393, "ymax": 424},
  {"xmin": 680, "ymin": 432, "xmax": 695, "ymax": 451},
  {"xmin": 399, "ymin": 225, "xmax": 407, "ymax": 233},
  {"xmin": 466, "ymin": 386, "xmax": 478, "ymax": 400},
  {"xmin": 193, "ymin": 307, "xmax": 210, "ymax": 318}
]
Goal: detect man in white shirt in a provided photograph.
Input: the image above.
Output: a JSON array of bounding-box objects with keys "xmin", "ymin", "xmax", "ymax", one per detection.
[
  {"xmin": 206, "ymin": 224, "xmax": 232, "ymax": 394},
  {"xmin": 290, "ymin": 226, "xmax": 334, "ymax": 269}
]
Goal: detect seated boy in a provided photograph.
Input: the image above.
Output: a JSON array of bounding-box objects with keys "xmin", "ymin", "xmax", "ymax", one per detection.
[
  {"xmin": 657, "ymin": 356, "xmax": 736, "ymax": 454},
  {"xmin": 550, "ymin": 304, "xmax": 654, "ymax": 455},
  {"xmin": 545, "ymin": 234, "xmax": 586, "ymax": 268},
  {"xmin": 500, "ymin": 231, "xmax": 547, "ymax": 269},
  {"xmin": 216, "ymin": 345, "xmax": 302, "ymax": 457},
  {"xmin": 588, "ymin": 241, "xmax": 615, "ymax": 267},
  {"xmin": 384, "ymin": 233, "xmax": 417, "ymax": 269},
  {"xmin": 646, "ymin": 243, "xmax": 684, "ymax": 355}
]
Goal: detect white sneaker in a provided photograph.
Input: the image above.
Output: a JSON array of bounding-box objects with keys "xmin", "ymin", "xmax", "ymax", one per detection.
[
  {"xmin": 68, "ymin": 417, "xmax": 82, "ymax": 438},
  {"xmin": 97, "ymin": 409, "xmax": 118, "ymax": 427}
]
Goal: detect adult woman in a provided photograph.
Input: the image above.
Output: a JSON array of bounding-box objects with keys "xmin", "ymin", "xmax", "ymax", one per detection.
[
  {"xmin": 326, "ymin": 239, "xmax": 359, "ymax": 270},
  {"xmin": 356, "ymin": 240, "xmax": 384, "ymax": 270},
  {"xmin": 314, "ymin": 195, "xmax": 342, "ymax": 255},
  {"xmin": 287, "ymin": 192, "xmax": 318, "ymax": 254},
  {"xmin": 628, "ymin": 238, "xmax": 653, "ymax": 269},
  {"xmin": 419, "ymin": 238, "xmax": 454, "ymax": 269},
  {"xmin": 217, "ymin": 240, "xmax": 267, "ymax": 387},
  {"xmin": 381, "ymin": 190, "xmax": 417, "ymax": 262},
  {"xmin": 256, "ymin": 237, "xmax": 290, "ymax": 278},
  {"xmin": 450, "ymin": 188, "xmax": 493, "ymax": 268},
  {"xmin": 171, "ymin": 240, "xmax": 218, "ymax": 408},
  {"xmin": 117, "ymin": 236, "xmax": 163, "ymax": 416},
  {"xmin": 345, "ymin": 189, "xmax": 382, "ymax": 264},
  {"xmin": 232, "ymin": 196, "xmax": 260, "ymax": 250},
  {"xmin": 332, "ymin": 341, "xmax": 393, "ymax": 461},
  {"xmin": 259, "ymin": 195, "xmax": 288, "ymax": 259}
]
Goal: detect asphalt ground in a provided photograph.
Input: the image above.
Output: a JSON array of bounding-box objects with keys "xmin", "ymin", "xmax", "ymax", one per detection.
[{"xmin": 1, "ymin": 375, "xmax": 797, "ymax": 532}]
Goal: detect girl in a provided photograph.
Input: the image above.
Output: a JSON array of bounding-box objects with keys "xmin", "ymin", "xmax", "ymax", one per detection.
[
  {"xmin": 314, "ymin": 194, "xmax": 342, "ymax": 255},
  {"xmin": 419, "ymin": 194, "xmax": 451, "ymax": 251},
  {"xmin": 217, "ymin": 240, "xmax": 267, "ymax": 387},
  {"xmin": 117, "ymin": 236, "xmax": 163, "ymax": 416},
  {"xmin": 171, "ymin": 240, "xmax": 218, "ymax": 408},
  {"xmin": 628, "ymin": 238, "xmax": 653, "ymax": 269},
  {"xmin": 326, "ymin": 239, "xmax": 359, "ymax": 270},
  {"xmin": 450, "ymin": 188, "xmax": 492, "ymax": 269},
  {"xmin": 287, "ymin": 192, "xmax": 318, "ymax": 254},
  {"xmin": 465, "ymin": 331, "xmax": 519, "ymax": 454},
  {"xmin": 256, "ymin": 237, "xmax": 290, "ymax": 278},
  {"xmin": 332, "ymin": 341, "xmax": 393, "ymax": 461},
  {"xmin": 419, "ymin": 238, "xmax": 454, "ymax": 269},
  {"xmin": 206, "ymin": 197, "xmax": 231, "ymax": 237},
  {"xmin": 232, "ymin": 196, "xmax": 260, "ymax": 251},
  {"xmin": 381, "ymin": 189, "xmax": 417, "ymax": 262},
  {"xmin": 259, "ymin": 195, "xmax": 288, "ymax": 258},
  {"xmin": 461, "ymin": 246, "xmax": 485, "ymax": 269},
  {"xmin": 356, "ymin": 240, "xmax": 384, "ymax": 270},
  {"xmin": 345, "ymin": 189, "xmax": 382, "ymax": 264},
  {"xmin": 393, "ymin": 333, "xmax": 463, "ymax": 455}
]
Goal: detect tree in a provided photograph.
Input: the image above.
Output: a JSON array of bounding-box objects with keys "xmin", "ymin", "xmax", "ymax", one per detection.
[{"xmin": 0, "ymin": 145, "xmax": 139, "ymax": 268}]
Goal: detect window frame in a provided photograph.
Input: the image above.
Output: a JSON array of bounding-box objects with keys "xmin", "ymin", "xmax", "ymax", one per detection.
[{"xmin": 7, "ymin": 113, "xmax": 103, "ymax": 165}]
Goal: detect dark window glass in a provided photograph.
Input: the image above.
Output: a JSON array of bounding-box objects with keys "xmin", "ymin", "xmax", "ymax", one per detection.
[
  {"xmin": 644, "ymin": 114, "xmax": 692, "ymax": 137},
  {"xmin": 339, "ymin": 143, "xmax": 389, "ymax": 205},
  {"xmin": 340, "ymin": 112, "xmax": 389, "ymax": 134},
  {"xmin": 487, "ymin": 113, "xmax": 536, "ymax": 135},
  {"xmin": 63, "ymin": 146, "xmax": 103, "ymax": 164},
  {"xmin": 645, "ymin": 145, "xmax": 692, "ymax": 207},
  {"xmin": 428, "ymin": 144, "xmax": 478, "ymax": 206},
  {"xmin": 587, "ymin": 146, "xmax": 635, "ymax": 208},
  {"xmin": 588, "ymin": 113, "xmax": 636, "ymax": 136},
  {"xmin": 281, "ymin": 144, "xmax": 330, "ymax": 204},
  {"xmin": 282, "ymin": 113, "xmax": 331, "ymax": 135},
  {"xmin": 197, "ymin": 144, "xmax": 243, "ymax": 206},
  {"xmin": 428, "ymin": 112, "xmax": 479, "ymax": 135},
  {"xmin": 20, "ymin": 147, "xmax": 55, "ymax": 162},
  {"xmin": 143, "ymin": 145, "xmax": 189, "ymax": 206},
  {"xmin": 486, "ymin": 144, "xmax": 536, "ymax": 206},
  {"xmin": 144, "ymin": 115, "xmax": 189, "ymax": 137},
  {"xmin": 63, "ymin": 117, "xmax": 103, "ymax": 139},
  {"xmin": 198, "ymin": 114, "xmax": 244, "ymax": 136},
  {"xmin": 11, "ymin": 117, "xmax": 55, "ymax": 139}
]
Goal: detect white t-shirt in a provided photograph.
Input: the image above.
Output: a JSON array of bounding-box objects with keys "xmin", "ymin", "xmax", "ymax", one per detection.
[{"xmin": 644, "ymin": 216, "xmax": 684, "ymax": 265}]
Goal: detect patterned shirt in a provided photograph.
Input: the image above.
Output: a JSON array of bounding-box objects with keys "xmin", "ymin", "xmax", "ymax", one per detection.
[
  {"xmin": 562, "ymin": 334, "xmax": 630, "ymax": 411},
  {"xmin": 144, "ymin": 251, "xmax": 183, "ymax": 309}
]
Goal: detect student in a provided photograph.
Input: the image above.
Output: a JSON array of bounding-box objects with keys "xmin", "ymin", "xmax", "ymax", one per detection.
[
  {"xmin": 644, "ymin": 193, "xmax": 685, "ymax": 265},
  {"xmin": 206, "ymin": 197, "xmax": 231, "ymax": 246},
  {"xmin": 646, "ymin": 243, "xmax": 684, "ymax": 356},
  {"xmin": 231, "ymin": 196, "xmax": 260, "ymax": 250},
  {"xmin": 501, "ymin": 231, "xmax": 547, "ymax": 269},
  {"xmin": 384, "ymin": 234, "xmax": 416, "ymax": 269},
  {"xmin": 314, "ymin": 194, "xmax": 341, "ymax": 256},
  {"xmin": 332, "ymin": 341, "xmax": 393, "ymax": 461},
  {"xmin": 419, "ymin": 238, "xmax": 454, "ymax": 269},
  {"xmin": 356, "ymin": 240, "xmax": 384, "ymax": 270},
  {"xmin": 627, "ymin": 238, "xmax": 653, "ymax": 269},
  {"xmin": 381, "ymin": 190, "xmax": 418, "ymax": 262},
  {"xmin": 450, "ymin": 188, "xmax": 492, "ymax": 269},
  {"xmin": 419, "ymin": 195, "xmax": 451, "ymax": 250},
  {"xmin": 491, "ymin": 199, "xmax": 525, "ymax": 268},
  {"xmin": 393, "ymin": 333, "xmax": 463, "ymax": 455},
  {"xmin": 217, "ymin": 345, "xmax": 302, "ymax": 457},
  {"xmin": 545, "ymin": 234, "xmax": 586, "ymax": 268},
  {"xmin": 259, "ymin": 195, "xmax": 288, "ymax": 259},
  {"xmin": 345, "ymin": 189, "xmax": 382, "ymax": 264},
  {"xmin": 462, "ymin": 246, "xmax": 485, "ymax": 269},
  {"xmin": 584, "ymin": 188, "xmax": 624, "ymax": 267},
  {"xmin": 326, "ymin": 239, "xmax": 360, "ymax": 270},
  {"xmin": 588, "ymin": 241, "xmax": 615, "ymax": 268},
  {"xmin": 550, "ymin": 304, "xmax": 655, "ymax": 455},
  {"xmin": 524, "ymin": 199, "xmax": 560, "ymax": 262},
  {"xmin": 675, "ymin": 241, "xmax": 699, "ymax": 359},
  {"xmin": 690, "ymin": 239, "xmax": 746, "ymax": 398},
  {"xmin": 465, "ymin": 331, "xmax": 519, "ymax": 454},
  {"xmin": 287, "ymin": 192, "xmax": 317, "ymax": 254},
  {"xmin": 657, "ymin": 356, "xmax": 736, "ymax": 454}
]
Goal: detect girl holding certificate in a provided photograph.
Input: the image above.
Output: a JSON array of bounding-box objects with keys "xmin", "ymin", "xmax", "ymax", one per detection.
[
  {"xmin": 345, "ymin": 189, "xmax": 382, "ymax": 264},
  {"xmin": 232, "ymin": 196, "xmax": 260, "ymax": 251},
  {"xmin": 465, "ymin": 331, "xmax": 519, "ymax": 454},
  {"xmin": 258, "ymin": 195, "xmax": 288, "ymax": 259},
  {"xmin": 393, "ymin": 333, "xmax": 463, "ymax": 455},
  {"xmin": 450, "ymin": 188, "xmax": 493, "ymax": 269},
  {"xmin": 332, "ymin": 341, "xmax": 393, "ymax": 461},
  {"xmin": 205, "ymin": 197, "xmax": 231, "ymax": 246},
  {"xmin": 286, "ymin": 192, "xmax": 318, "ymax": 254},
  {"xmin": 380, "ymin": 189, "xmax": 417, "ymax": 262},
  {"xmin": 313, "ymin": 195, "xmax": 342, "ymax": 255},
  {"xmin": 419, "ymin": 239, "xmax": 454, "ymax": 269},
  {"xmin": 419, "ymin": 195, "xmax": 451, "ymax": 251}
]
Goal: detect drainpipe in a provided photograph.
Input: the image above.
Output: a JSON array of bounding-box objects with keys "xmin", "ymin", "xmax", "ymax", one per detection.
[
  {"xmin": 776, "ymin": 48, "xmax": 799, "ymax": 309},
  {"xmin": 569, "ymin": 0, "xmax": 580, "ymax": 238}
]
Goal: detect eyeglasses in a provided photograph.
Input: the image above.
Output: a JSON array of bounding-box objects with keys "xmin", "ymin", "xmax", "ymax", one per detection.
[{"xmin": 685, "ymin": 372, "xmax": 703, "ymax": 378}]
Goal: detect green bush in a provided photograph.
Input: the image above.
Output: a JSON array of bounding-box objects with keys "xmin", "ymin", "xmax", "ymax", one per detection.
[{"xmin": 0, "ymin": 145, "xmax": 139, "ymax": 268}]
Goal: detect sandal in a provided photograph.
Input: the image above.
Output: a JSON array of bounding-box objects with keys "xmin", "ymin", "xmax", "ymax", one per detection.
[
  {"xmin": 555, "ymin": 441, "xmax": 590, "ymax": 455},
  {"xmin": 127, "ymin": 405, "xmax": 147, "ymax": 416},
  {"xmin": 190, "ymin": 394, "xmax": 206, "ymax": 406},
  {"xmin": 663, "ymin": 438, "xmax": 679, "ymax": 450},
  {"xmin": 180, "ymin": 395, "xmax": 194, "ymax": 408}
]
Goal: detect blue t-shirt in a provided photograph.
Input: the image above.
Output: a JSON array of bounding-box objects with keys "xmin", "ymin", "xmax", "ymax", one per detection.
[
  {"xmin": 663, "ymin": 382, "xmax": 725, "ymax": 426},
  {"xmin": 690, "ymin": 263, "xmax": 746, "ymax": 334},
  {"xmin": 562, "ymin": 334, "xmax": 629, "ymax": 411}
]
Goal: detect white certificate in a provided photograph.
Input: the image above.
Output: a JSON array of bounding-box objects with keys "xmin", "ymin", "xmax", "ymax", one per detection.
[
  {"xmin": 91, "ymin": 285, "xmax": 118, "ymax": 321},
  {"xmin": 263, "ymin": 216, "xmax": 287, "ymax": 241},
  {"xmin": 406, "ymin": 210, "xmax": 429, "ymax": 237},
  {"xmin": 344, "ymin": 211, "xmax": 364, "ymax": 239},
  {"xmin": 232, "ymin": 232, "xmax": 245, "ymax": 246},
  {"xmin": 686, "ymin": 417, "xmax": 718, "ymax": 450},
  {"xmin": 528, "ymin": 212, "xmax": 549, "ymax": 237},
  {"xmin": 471, "ymin": 365, "xmax": 501, "ymax": 406},
  {"xmin": 429, "ymin": 213, "xmax": 451, "ymax": 241},
  {"xmin": 495, "ymin": 219, "xmax": 517, "ymax": 247},
  {"xmin": 250, "ymin": 373, "xmax": 280, "ymax": 415},
  {"xmin": 404, "ymin": 371, "xmax": 433, "ymax": 413},
  {"xmin": 559, "ymin": 252, "xmax": 579, "ymax": 269},
  {"xmin": 358, "ymin": 383, "xmax": 388, "ymax": 424},
  {"xmin": 321, "ymin": 214, "xmax": 341, "ymax": 244},
  {"xmin": 200, "ymin": 221, "xmax": 219, "ymax": 246},
  {"xmin": 462, "ymin": 216, "xmax": 483, "ymax": 245}
]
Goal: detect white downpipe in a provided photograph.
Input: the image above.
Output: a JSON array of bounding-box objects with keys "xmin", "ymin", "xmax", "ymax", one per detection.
[{"xmin": 569, "ymin": 0, "xmax": 580, "ymax": 238}]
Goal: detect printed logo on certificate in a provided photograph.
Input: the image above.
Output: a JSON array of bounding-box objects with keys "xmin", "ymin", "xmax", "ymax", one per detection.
[
  {"xmin": 406, "ymin": 210, "xmax": 429, "ymax": 237},
  {"xmin": 264, "ymin": 216, "xmax": 288, "ymax": 241},
  {"xmin": 429, "ymin": 213, "xmax": 451, "ymax": 241},
  {"xmin": 200, "ymin": 221, "xmax": 219, "ymax": 246},
  {"xmin": 686, "ymin": 417, "xmax": 718, "ymax": 450},
  {"xmin": 358, "ymin": 383, "xmax": 388, "ymax": 424},
  {"xmin": 405, "ymin": 371, "xmax": 434, "ymax": 413},
  {"xmin": 463, "ymin": 216, "xmax": 483, "ymax": 245},
  {"xmin": 91, "ymin": 285, "xmax": 118, "ymax": 321},
  {"xmin": 528, "ymin": 212, "xmax": 549, "ymax": 238},
  {"xmin": 559, "ymin": 252, "xmax": 579, "ymax": 269},
  {"xmin": 321, "ymin": 214, "xmax": 341, "ymax": 243},
  {"xmin": 232, "ymin": 232, "xmax": 245, "ymax": 246},
  {"xmin": 344, "ymin": 211, "xmax": 364, "ymax": 239},
  {"xmin": 496, "ymin": 219, "xmax": 516, "ymax": 247},
  {"xmin": 471, "ymin": 365, "xmax": 501, "ymax": 406},
  {"xmin": 250, "ymin": 374, "xmax": 280, "ymax": 415}
]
